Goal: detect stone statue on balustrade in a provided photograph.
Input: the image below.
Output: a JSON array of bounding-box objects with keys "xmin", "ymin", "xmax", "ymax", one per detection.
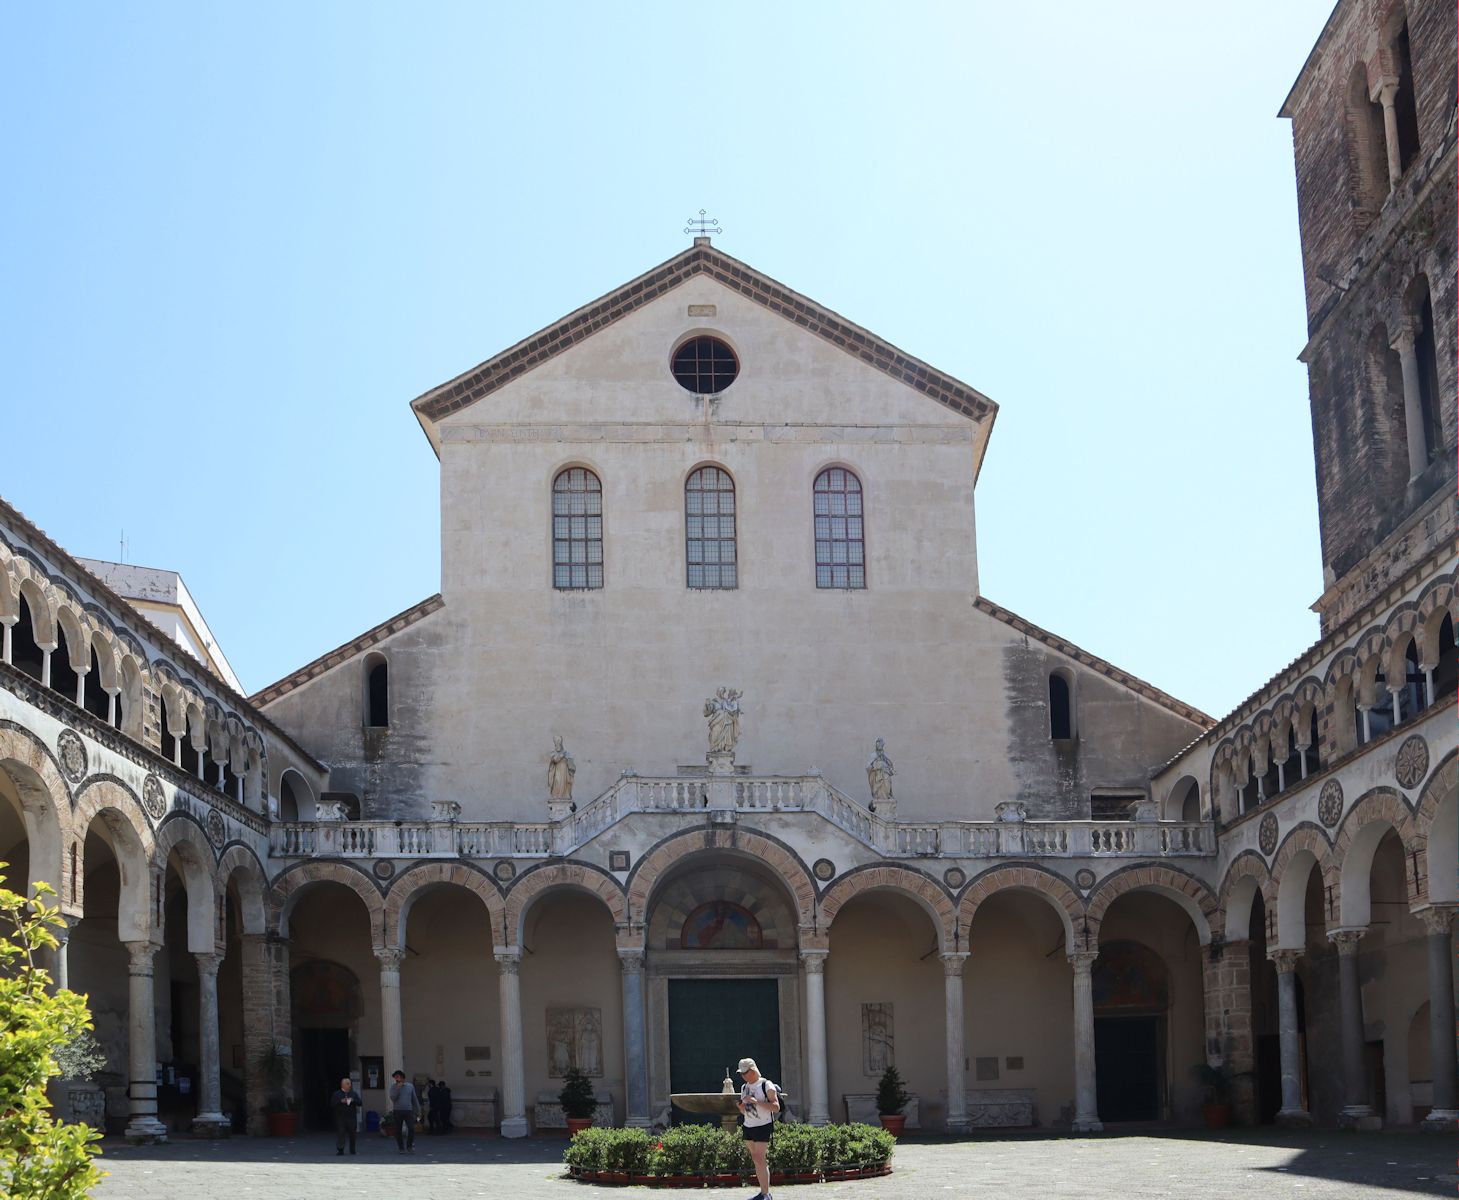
[
  {"xmin": 866, "ymin": 738, "xmax": 894, "ymax": 814},
  {"xmin": 547, "ymin": 736, "xmax": 576, "ymax": 817},
  {"xmin": 704, "ymin": 687, "xmax": 743, "ymax": 757}
]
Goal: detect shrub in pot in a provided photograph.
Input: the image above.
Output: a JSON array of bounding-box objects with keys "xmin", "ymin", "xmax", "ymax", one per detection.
[
  {"xmin": 559, "ymin": 1066, "xmax": 597, "ymax": 1135},
  {"xmin": 1193, "ymin": 1062, "xmax": 1236, "ymax": 1129},
  {"xmin": 875, "ymin": 1066, "xmax": 910, "ymax": 1135},
  {"xmin": 255, "ymin": 1044, "xmax": 298, "ymax": 1136}
]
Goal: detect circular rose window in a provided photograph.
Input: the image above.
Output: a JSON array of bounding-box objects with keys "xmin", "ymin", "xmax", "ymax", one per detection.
[{"xmin": 671, "ymin": 335, "xmax": 738, "ymax": 394}]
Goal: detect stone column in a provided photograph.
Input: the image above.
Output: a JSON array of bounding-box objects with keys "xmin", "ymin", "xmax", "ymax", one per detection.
[
  {"xmin": 375, "ymin": 948, "xmax": 406, "ymax": 1076},
  {"xmin": 192, "ymin": 952, "xmax": 228, "ymax": 1135},
  {"xmin": 1377, "ymin": 80, "xmax": 1403, "ymax": 188},
  {"xmin": 1269, "ymin": 949, "xmax": 1313, "ymax": 1127},
  {"xmin": 942, "ymin": 952, "xmax": 970, "ymax": 1133},
  {"xmin": 1, "ymin": 619, "xmax": 10, "ymax": 664},
  {"xmin": 51, "ymin": 915, "xmax": 76, "ymax": 991},
  {"xmin": 40, "ymin": 647, "xmax": 52, "ymax": 688},
  {"xmin": 496, "ymin": 950, "xmax": 528, "ymax": 1138},
  {"xmin": 1391, "ymin": 325, "xmax": 1430, "ymax": 481},
  {"xmin": 123, "ymin": 940, "xmax": 167, "ymax": 1142},
  {"xmin": 619, "ymin": 949, "xmax": 651, "ymax": 1129},
  {"xmin": 1419, "ymin": 908, "xmax": 1458, "ymax": 1131},
  {"xmin": 239, "ymin": 933, "xmax": 287, "ymax": 1137},
  {"xmin": 801, "ymin": 949, "xmax": 830, "ymax": 1126},
  {"xmin": 1068, "ymin": 950, "xmax": 1101, "ymax": 1132},
  {"xmin": 1328, "ymin": 929, "xmax": 1380, "ymax": 1129},
  {"xmin": 1201, "ymin": 939, "xmax": 1256, "ymax": 1125}
]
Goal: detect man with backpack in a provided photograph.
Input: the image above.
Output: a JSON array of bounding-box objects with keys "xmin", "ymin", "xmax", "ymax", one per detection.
[{"xmin": 736, "ymin": 1057, "xmax": 780, "ymax": 1200}]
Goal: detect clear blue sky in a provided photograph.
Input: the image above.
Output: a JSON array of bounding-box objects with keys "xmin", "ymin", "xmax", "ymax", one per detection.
[{"xmin": 2, "ymin": 1, "xmax": 1334, "ymax": 717}]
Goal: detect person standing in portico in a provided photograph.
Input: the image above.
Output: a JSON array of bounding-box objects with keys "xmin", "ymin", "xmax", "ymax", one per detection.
[
  {"xmin": 736, "ymin": 1057, "xmax": 779, "ymax": 1200},
  {"xmin": 330, "ymin": 1076, "xmax": 359, "ymax": 1155},
  {"xmin": 388, "ymin": 1070, "xmax": 421, "ymax": 1153}
]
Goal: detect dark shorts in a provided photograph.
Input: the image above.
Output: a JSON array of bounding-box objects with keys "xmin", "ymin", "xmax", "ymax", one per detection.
[{"xmin": 742, "ymin": 1122, "xmax": 773, "ymax": 1143}]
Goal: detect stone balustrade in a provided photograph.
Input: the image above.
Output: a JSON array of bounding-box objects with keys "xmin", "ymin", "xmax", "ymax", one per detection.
[{"xmin": 268, "ymin": 771, "xmax": 1215, "ymax": 860}]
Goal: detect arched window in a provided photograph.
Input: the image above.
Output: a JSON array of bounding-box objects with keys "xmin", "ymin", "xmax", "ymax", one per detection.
[
  {"xmin": 82, "ymin": 646, "xmax": 109, "ymax": 723},
  {"xmin": 1303, "ymin": 709, "xmax": 1320, "ymax": 776},
  {"xmin": 552, "ymin": 467, "xmax": 604, "ymax": 590},
  {"xmin": 1434, "ymin": 615, "xmax": 1457, "ymax": 703},
  {"xmin": 685, "ymin": 466, "xmax": 737, "ymax": 590},
  {"xmin": 51, "ymin": 624, "xmax": 78, "ymax": 702},
  {"xmin": 1396, "ymin": 638, "xmax": 1425, "ymax": 722},
  {"xmin": 1366, "ymin": 666, "xmax": 1394, "ymax": 741},
  {"xmin": 813, "ymin": 467, "xmax": 866, "ymax": 590},
  {"xmin": 1391, "ymin": 19, "xmax": 1421, "ymax": 174},
  {"xmin": 160, "ymin": 696, "xmax": 177, "ymax": 762},
  {"xmin": 1346, "ymin": 63, "xmax": 1390, "ymax": 215},
  {"xmin": 12, "ymin": 595, "xmax": 43, "ymax": 682},
  {"xmin": 365, "ymin": 654, "xmax": 389, "ymax": 729},
  {"xmin": 1415, "ymin": 292, "xmax": 1442, "ymax": 463},
  {"xmin": 1048, "ymin": 673, "xmax": 1073, "ymax": 740}
]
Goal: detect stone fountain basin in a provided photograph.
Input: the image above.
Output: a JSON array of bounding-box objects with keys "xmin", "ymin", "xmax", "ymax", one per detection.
[{"xmin": 670, "ymin": 1093, "xmax": 741, "ymax": 1116}]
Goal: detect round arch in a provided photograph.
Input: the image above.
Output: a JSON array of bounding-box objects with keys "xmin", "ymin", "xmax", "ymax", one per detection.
[
  {"xmin": 818, "ymin": 863, "xmax": 957, "ymax": 951},
  {"xmin": 1334, "ymin": 786, "xmax": 1420, "ymax": 925},
  {"xmin": 384, "ymin": 861, "xmax": 506, "ymax": 949},
  {"xmin": 1218, "ymin": 851, "xmax": 1271, "ymax": 942},
  {"xmin": 503, "ymin": 860, "xmax": 626, "ymax": 950},
  {"xmin": 1085, "ymin": 864, "xmax": 1217, "ymax": 948},
  {"xmin": 626, "ymin": 827, "xmax": 818, "ymax": 933},
  {"xmin": 215, "ymin": 843, "xmax": 269, "ymax": 937},
  {"xmin": 73, "ymin": 776, "xmax": 155, "ymax": 942},
  {"xmin": 1267, "ymin": 824, "xmax": 1336, "ymax": 949},
  {"xmin": 956, "ymin": 864, "xmax": 1082, "ymax": 949},
  {"xmin": 155, "ymin": 815, "xmax": 219, "ymax": 953},
  {"xmin": 271, "ymin": 861, "xmax": 386, "ymax": 950},
  {"xmin": 0, "ymin": 722, "xmax": 71, "ymax": 901},
  {"xmin": 1416, "ymin": 751, "xmax": 1457, "ymax": 905}
]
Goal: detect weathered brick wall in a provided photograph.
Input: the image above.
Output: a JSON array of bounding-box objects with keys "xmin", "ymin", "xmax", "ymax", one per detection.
[{"xmin": 1285, "ymin": 0, "xmax": 1457, "ymax": 598}]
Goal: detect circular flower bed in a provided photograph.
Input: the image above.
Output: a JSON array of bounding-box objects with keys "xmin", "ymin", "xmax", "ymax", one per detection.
[{"xmin": 563, "ymin": 1122, "xmax": 894, "ymax": 1186}]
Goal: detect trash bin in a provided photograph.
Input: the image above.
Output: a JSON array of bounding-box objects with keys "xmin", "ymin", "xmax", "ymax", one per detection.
[{"xmin": 366, "ymin": 1110, "xmax": 380, "ymax": 1133}]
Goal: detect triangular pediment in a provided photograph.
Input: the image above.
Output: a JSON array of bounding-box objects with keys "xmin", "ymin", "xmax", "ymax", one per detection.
[{"xmin": 410, "ymin": 241, "xmax": 997, "ymax": 456}]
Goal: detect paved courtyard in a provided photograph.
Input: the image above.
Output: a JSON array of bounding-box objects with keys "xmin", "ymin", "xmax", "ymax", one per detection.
[{"xmin": 92, "ymin": 1130, "xmax": 1455, "ymax": 1199}]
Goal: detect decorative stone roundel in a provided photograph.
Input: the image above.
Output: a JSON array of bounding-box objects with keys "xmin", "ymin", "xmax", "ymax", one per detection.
[
  {"xmin": 942, "ymin": 867, "xmax": 966, "ymax": 890},
  {"xmin": 1074, "ymin": 868, "xmax": 1096, "ymax": 891},
  {"xmin": 813, "ymin": 858, "xmax": 836, "ymax": 882},
  {"xmin": 493, "ymin": 860, "xmax": 516, "ymax": 882},
  {"xmin": 205, "ymin": 808, "xmax": 227, "ymax": 849},
  {"xmin": 142, "ymin": 774, "xmax": 167, "ymax": 821},
  {"xmin": 1395, "ymin": 734, "xmax": 1430, "ymax": 791},
  {"xmin": 372, "ymin": 860, "xmax": 396, "ymax": 881},
  {"xmin": 1258, "ymin": 813, "xmax": 1279, "ymax": 857},
  {"xmin": 56, "ymin": 729, "xmax": 87, "ymax": 784},
  {"xmin": 1317, "ymin": 779, "xmax": 1343, "ymax": 829}
]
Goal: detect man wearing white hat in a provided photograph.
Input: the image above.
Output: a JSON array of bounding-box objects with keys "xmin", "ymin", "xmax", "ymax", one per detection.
[{"xmin": 736, "ymin": 1057, "xmax": 780, "ymax": 1200}]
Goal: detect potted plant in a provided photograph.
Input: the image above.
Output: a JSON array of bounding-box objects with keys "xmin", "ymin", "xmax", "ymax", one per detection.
[
  {"xmin": 53, "ymin": 1029, "xmax": 109, "ymax": 1129},
  {"xmin": 1193, "ymin": 1061, "xmax": 1234, "ymax": 1129},
  {"xmin": 559, "ymin": 1065, "xmax": 597, "ymax": 1135},
  {"xmin": 876, "ymin": 1065, "xmax": 910, "ymax": 1135},
  {"xmin": 255, "ymin": 1043, "xmax": 298, "ymax": 1136}
]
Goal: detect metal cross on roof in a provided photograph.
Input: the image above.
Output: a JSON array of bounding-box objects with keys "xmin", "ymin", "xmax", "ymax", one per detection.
[{"xmin": 684, "ymin": 209, "xmax": 722, "ymax": 238}]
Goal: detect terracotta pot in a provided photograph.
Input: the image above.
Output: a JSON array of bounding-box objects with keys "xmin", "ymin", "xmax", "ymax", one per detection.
[
  {"xmin": 1203, "ymin": 1104, "xmax": 1231, "ymax": 1130},
  {"xmin": 879, "ymin": 1114, "xmax": 906, "ymax": 1136},
  {"xmin": 566, "ymin": 1116, "xmax": 593, "ymax": 1136},
  {"xmin": 266, "ymin": 1111, "xmax": 298, "ymax": 1137}
]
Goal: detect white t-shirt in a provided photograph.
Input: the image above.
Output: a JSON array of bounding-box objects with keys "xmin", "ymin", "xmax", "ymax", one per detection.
[{"xmin": 740, "ymin": 1077, "xmax": 779, "ymax": 1128}]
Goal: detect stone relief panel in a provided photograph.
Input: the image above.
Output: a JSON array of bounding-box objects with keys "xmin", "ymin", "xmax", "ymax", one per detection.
[
  {"xmin": 547, "ymin": 1006, "xmax": 603, "ymax": 1078},
  {"xmin": 861, "ymin": 1002, "xmax": 893, "ymax": 1076}
]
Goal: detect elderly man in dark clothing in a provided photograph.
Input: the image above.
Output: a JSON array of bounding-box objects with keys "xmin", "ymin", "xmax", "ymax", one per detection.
[{"xmin": 330, "ymin": 1075, "xmax": 360, "ymax": 1155}]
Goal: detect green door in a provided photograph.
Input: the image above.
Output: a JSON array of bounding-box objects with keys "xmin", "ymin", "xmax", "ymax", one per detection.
[{"xmin": 668, "ymin": 978, "xmax": 781, "ymax": 1125}]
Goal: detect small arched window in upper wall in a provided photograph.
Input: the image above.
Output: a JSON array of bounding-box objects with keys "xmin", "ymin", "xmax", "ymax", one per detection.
[
  {"xmin": 552, "ymin": 467, "xmax": 604, "ymax": 590},
  {"xmin": 813, "ymin": 467, "xmax": 865, "ymax": 589},
  {"xmin": 365, "ymin": 655, "xmax": 389, "ymax": 728},
  {"xmin": 1049, "ymin": 672, "xmax": 1073, "ymax": 740}
]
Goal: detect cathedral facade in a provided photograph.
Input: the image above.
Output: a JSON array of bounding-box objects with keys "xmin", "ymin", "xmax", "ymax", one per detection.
[{"xmin": 1, "ymin": 0, "xmax": 1454, "ymax": 1141}]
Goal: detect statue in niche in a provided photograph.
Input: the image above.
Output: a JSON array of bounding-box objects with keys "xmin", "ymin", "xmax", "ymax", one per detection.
[
  {"xmin": 866, "ymin": 738, "xmax": 894, "ymax": 811},
  {"xmin": 704, "ymin": 687, "xmax": 743, "ymax": 755},
  {"xmin": 862, "ymin": 1002, "xmax": 894, "ymax": 1075},
  {"xmin": 547, "ymin": 736, "xmax": 576, "ymax": 807}
]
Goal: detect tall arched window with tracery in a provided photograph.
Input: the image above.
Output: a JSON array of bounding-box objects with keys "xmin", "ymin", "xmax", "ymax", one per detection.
[
  {"xmin": 552, "ymin": 467, "xmax": 604, "ymax": 590},
  {"xmin": 685, "ymin": 466, "xmax": 737, "ymax": 589},
  {"xmin": 813, "ymin": 467, "xmax": 865, "ymax": 589}
]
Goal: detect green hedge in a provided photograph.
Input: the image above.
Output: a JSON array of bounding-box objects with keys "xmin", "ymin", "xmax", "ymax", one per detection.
[{"xmin": 563, "ymin": 1123, "xmax": 894, "ymax": 1178}]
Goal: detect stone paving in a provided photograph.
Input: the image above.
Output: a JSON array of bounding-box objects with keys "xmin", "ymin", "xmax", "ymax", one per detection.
[{"xmin": 92, "ymin": 1130, "xmax": 1456, "ymax": 1199}]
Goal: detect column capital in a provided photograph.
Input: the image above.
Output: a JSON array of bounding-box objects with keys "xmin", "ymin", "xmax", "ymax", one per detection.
[
  {"xmin": 1267, "ymin": 948, "xmax": 1302, "ymax": 973},
  {"xmin": 1327, "ymin": 928, "xmax": 1366, "ymax": 955},
  {"xmin": 1417, "ymin": 906, "xmax": 1457, "ymax": 936},
  {"xmin": 494, "ymin": 950, "xmax": 522, "ymax": 975},
  {"xmin": 374, "ymin": 947, "xmax": 406, "ymax": 973},
  {"xmin": 124, "ymin": 939, "xmax": 160, "ymax": 973},
  {"xmin": 800, "ymin": 948, "xmax": 829, "ymax": 974},
  {"xmin": 1067, "ymin": 950, "xmax": 1098, "ymax": 973},
  {"xmin": 617, "ymin": 948, "xmax": 646, "ymax": 973},
  {"xmin": 939, "ymin": 951, "xmax": 969, "ymax": 977},
  {"xmin": 193, "ymin": 951, "xmax": 224, "ymax": 978},
  {"xmin": 1390, "ymin": 320, "xmax": 1419, "ymax": 354}
]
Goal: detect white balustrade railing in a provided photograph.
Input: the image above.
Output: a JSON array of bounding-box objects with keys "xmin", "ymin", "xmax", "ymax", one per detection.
[{"xmin": 268, "ymin": 774, "xmax": 1215, "ymax": 862}]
